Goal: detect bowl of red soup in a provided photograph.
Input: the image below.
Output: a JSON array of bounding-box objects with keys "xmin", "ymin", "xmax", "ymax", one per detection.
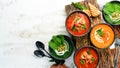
[
  {"xmin": 66, "ymin": 11, "xmax": 91, "ymax": 36},
  {"xmin": 74, "ymin": 46, "xmax": 100, "ymax": 68}
]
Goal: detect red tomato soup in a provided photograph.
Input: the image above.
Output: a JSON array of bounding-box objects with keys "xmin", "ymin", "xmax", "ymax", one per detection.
[
  {"xmin": 66, "ymin": 12, "xmax": 91, "ymax": 36},
  {"xmin": 74, "ymin": 47, "xmax": 99, "ymax": 68}
]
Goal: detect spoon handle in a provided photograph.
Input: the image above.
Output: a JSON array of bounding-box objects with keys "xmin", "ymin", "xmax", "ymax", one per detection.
[{"xmin": 114, "ymin": 38, "xmax": 120, "ymax": 68}]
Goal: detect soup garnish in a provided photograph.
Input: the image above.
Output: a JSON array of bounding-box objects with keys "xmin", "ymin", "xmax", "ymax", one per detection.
[
  {"xmin": 80, "ymin": 48, "xmax": 96, "ymax": 64},
  {"xmin": 96, "ymin": 28, "xmax": 104, "ymax": 37}
]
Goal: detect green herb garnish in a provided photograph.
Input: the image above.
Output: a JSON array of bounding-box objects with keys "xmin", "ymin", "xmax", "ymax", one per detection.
[
  {"xmin": 72, "ymin": 2, "xmax": 87, "ymax": 10},
  {"xmin": 87, "ymin": 48, "xmax": 91, "ymax": 55},
  {"xmin": 72, "ymin": 25, "xmax": 77, "ymax": 31},
  {"xmin": 80, "ymin": 59, "xmax": 85, "ymax": 64},
  {"xmin": 75, "ymin": 17, "xmax": 80, "ymax": 22},
  {"xmin": 96, "ymin": 28, "xmax": 104, "ymax": 37},
  {"xmin": 91, "ymin": 57, "xmax": 95, "ymax": 62},
  {"xmin": 49, "ymin": 35, "xmax": 65, "ymax": 50},
  {"xmin": 82, "ymin": 24, "xmax": 86, "ymax": 29}
]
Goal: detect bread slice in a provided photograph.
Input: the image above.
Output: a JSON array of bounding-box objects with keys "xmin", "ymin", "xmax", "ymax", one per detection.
[
  {"xmin": 83, "ymin": 9, "xmax": 91, "ymax": 17},
  {"xmin": 88, "ymin": 2, "xmax": 100, "ymax": 17}
]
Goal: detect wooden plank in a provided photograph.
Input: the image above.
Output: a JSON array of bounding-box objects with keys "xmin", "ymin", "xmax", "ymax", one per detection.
[
  {"xmin": 111, "ymin": 48, "xmax": 120, "ymax": 68},
  {"xmin": 113, "ymin": 25, "xmax": 120, "ymax": 38},
  {"xmin": 65, "ymin": 0, "xmax": 114, "ymax": 68}
]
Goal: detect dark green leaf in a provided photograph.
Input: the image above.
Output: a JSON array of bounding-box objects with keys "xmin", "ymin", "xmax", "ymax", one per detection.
[{"xmin": 49, "ymin": 59, "xmax": 54, "ymax": 62}]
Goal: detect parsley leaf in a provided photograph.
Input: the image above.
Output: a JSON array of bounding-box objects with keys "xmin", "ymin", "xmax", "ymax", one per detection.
[
  {"xmin": 87, "ymin": 48, "xmax": 91, "ymax": 55},
  {"xmin": 91, "ymin": 57, "xmax": 95, "ymax": 62},
  {"xmin": 96, "ymin": 28, "xmax": 104, "ymax": 37},
  {"xmin": 82, "ymin": 24, "xmax": 86, "ymax": 29},
  {"xmin": 80, "ymin": 59, "xmax": 85, "ymax": 64},
  {"xmin": 72, "ymin": 25, "xmax": 77, "ymax": 31}
]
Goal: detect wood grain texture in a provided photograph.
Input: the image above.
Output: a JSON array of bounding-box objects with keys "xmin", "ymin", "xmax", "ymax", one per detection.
[
  {"xmin": 65, "ymin": 0, "xmax": 114, "ymax": 68},
  {"xmin": 113, "ymin": 25, "xmax": 120, "ymax": 38},
  {"xmin": 111, "ymin": 48, "xmax": 120, "ymax": 68}
]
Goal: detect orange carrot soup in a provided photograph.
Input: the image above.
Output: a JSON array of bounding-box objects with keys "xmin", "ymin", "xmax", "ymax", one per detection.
[
  {"xmin": 74, "ymin": 47, "xmax": 99, "ymax": 68},
  {"xmin": 66, "ymin": 11, "xmax": 91, "ymax": 36},
  {"xmin": 90, "ymin": 23, "xmax": 115, "ymax": 48}
]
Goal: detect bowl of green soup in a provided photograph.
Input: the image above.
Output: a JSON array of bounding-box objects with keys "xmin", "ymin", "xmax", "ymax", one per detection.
[
  {"xmin": 102, "ymin": 1, "xmax": 120, "ymax": 25},
  {"xmin": 48, "ymin": 34, "xmax": 74, "ymax": 60}
]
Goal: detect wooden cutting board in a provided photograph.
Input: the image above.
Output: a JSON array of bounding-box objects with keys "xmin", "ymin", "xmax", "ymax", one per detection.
[{"xmin": 65, "ymin": 0, "xmax": 115, "ymax": 68}]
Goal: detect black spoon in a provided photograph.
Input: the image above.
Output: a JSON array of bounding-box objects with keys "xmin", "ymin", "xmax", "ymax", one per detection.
[
  {"xmin": 36, "ymin": 41, "xmax": 52, "ymax": 57},
  {"xmin": 35, "ymin": 41, "xmax": 65, "ymax": 64},
  {"xmin": 36, "ymin": 41, "xmax": 45, "ymax": 50},
  {"xmin": 34, "ymin": 50, "xmax": 50, "ymax": 58}
]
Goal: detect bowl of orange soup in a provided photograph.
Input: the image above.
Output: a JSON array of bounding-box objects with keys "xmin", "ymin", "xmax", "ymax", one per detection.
[
  {"xmin": 66, "ymin": 11, "xmax": 91, "ymax": 37},
  {"xmin": 74, "ymin": 46, "xmax": 100, "ymax": 68},
  {"xmin": 90, "ymin": 23, "xmax": 115, "ymax": 48}
]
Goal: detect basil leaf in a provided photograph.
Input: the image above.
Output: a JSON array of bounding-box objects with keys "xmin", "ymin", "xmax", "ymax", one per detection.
[
  {"xmin": 52, "ymin": 36, "xmax": 61, "ymax": 46},
  {"xmin": 49, "ymin": 41, "xmax": 58, "ymax": 50},
  {"xmin": 58, "ymin": 35, "xmax": 64, "ymax": 45},
  {"xmin": 49, "ymin": 35, "xmax": 65, "ymax": 50},
  {"xmin": 72, "ymin": 2, "xmax": 87, "ymax": 10}
]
